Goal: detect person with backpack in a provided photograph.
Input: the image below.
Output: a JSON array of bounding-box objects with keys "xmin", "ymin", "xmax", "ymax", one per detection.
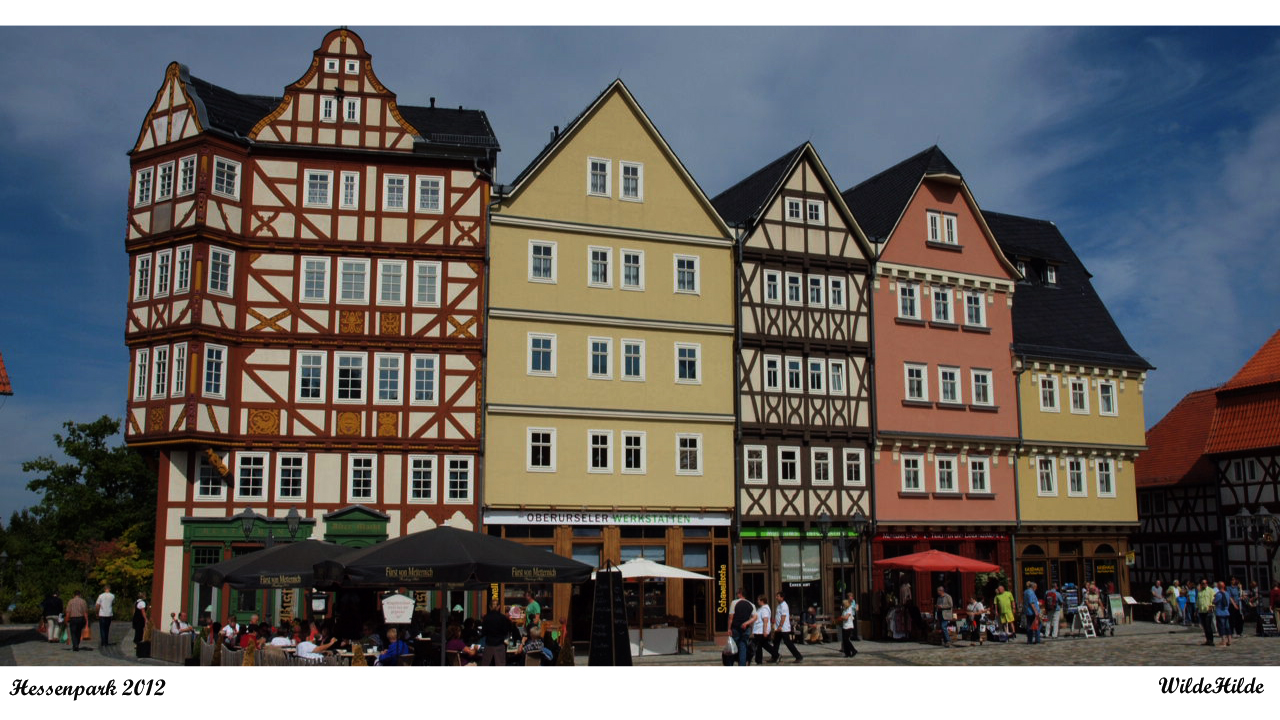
[{"xmin": 1043, "ymin": 583, "xmax": 1063, "ymax": 639}]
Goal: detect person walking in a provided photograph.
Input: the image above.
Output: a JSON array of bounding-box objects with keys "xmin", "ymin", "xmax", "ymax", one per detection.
[
  {"xmin": 522, "ymin": 590, "xmax": 542, "ymax": 638},
  {"xmin": 768, "ymin": 591, "xmax": 802, "ymax": 663},
  {"xmin": 1165, "ymin": 580, "xmax": 1182, "ymax": 625},
  {"xmin": 65, "ymin": 590, "xmax": 90, "ymax": 651},
  {"xmin": 41, "ymin": 592, "xmax": 63, "ymax": 643},
  {"xmin": 934, "ymin": 585, "xmax": 955, "ymax": 647},
  {"xmin": 1042, "ymin": 583, "xmax": 1063, "ymax": 639},
  {"xmin": 728, "ymin": 589, "xmax": 756, "ymax": 667},
  {"xmin": 1151, "ymin": 579, "xmax": 1165, "ymax": 623},
  {"xmin": 839, "ymin": 598, "xmax": 858, "ymax": 657},
  {"xmin": 1022, "ymin": 581, "xmax": 1041, "ymax": 644},
  {"xmin": 131, "ymin": 593, "xmax": 148, "ymax": 651},
  {"xmin": 1213, "ymin": 581, "xmax": 1234, "ymax": 647},
  {"xmin": 94, "ymin": 584, "xmax": 116, "ymax": 646},
  {"xmin": 1186, "ymin": 582, "xmax": 1199, "ymax": 627},
  {"xmin": 751, "ymin": 595, "xmax": 772, "ymax": 665},
  {"xmin": 1196, "ymin": 578, "xmax": 1216, "ymax": 645}
]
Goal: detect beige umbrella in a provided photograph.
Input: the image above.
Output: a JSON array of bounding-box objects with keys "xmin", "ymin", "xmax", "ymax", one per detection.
[{"xmin": 594, "ymin": 558, "xmax": 713, "ymax": 656}]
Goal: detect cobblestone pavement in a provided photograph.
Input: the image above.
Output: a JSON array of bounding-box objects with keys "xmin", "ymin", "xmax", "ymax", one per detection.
[{"xmin": 0, "ymin": 623, "xmax": 170, "ymax": 667}]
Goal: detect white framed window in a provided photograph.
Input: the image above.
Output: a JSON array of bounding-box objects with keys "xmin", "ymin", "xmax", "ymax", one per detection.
[
  {"xmin": 133, "ymin": 349, "xmax": 150, "ymax": 401},
  {"xmin": 936, "ymin": 455, "xmax": 958, "ymax": 493},
  {"xmin": 1070, "ymin": 378, "xmax": 1089, "ymax": 414},
  {"xmin": 156, "ymin": 161, "xmax": 174, "ymax": 201},
  {"xmin": 621, "ymin": 249, "xmax": 644, "ymax": 290},
  {"xmin": 151, "ymin": 345, "xmax": 169, "ymax": 399},
  {"xmin": 528, "ymin": 333, "xmax": 556, "ymax": 376},
  {"xmin": 445, "ymin": 456, "xmax": 473, "ymax": 504},
  {"xmin": 812, "ymin": 448, "xmax": 834, "ymax": 486},
  {"xmin": 943, "ymin": 213, "xmax": 957, "ymax": 244},
  {"xmin": 408, "ymin": 455, "xmax": 437, "ymax": 503},
  {"xmin": 588, "ymin": 337, "xmax": 613, "ymax": 380},
  {"xmin": 383, "ymin": 174, "xmax": 408, "ymax": 211},
  {"xmin": 1067, "ymin": 457, "xmax": 1087, "ymax": 497},
  {"xmin": 905, "ymin": 363, "xmax": 928, "ymax": 401},
  {"xmin": 588, "ymin": 157, "xmax": 610, "ymax": 197},
  {"xmin": 588, "ymin": 430, "xmax": 613, "ymax": 473},
  {"xmin": 338, "ymin": 258, "xmax": 369, "ymax": 303},
  {"xmin": 964, "ymin": 291, "xmax": 986, "ymax": 326},
  {"xmin": 806, "ymin": 199, "xmax": 824, "ymax": 224},
  {"xmin": 807, "ymin": 275, "xmax": 825, "ymax": 308},
  {"xmin": 305, "ymin": 169, "xmax": 332, "ymax": 207},
  {"xmin": 927, "ymin": 210, "xmax": 941, "ymax": 243},
  {"xmin": 968, "ymin": 457, "xmax": 989, "ymax": 493},
  {"xmin": 133, "ymin": 254, "xmax": 152, "ymax": 301},
  {"xmin": 411, "ymin": 354, "xmax": 439, "ymax": 406},
  {"xmin": 1096, "ymin": 458, "xmax": 1116, "ymax": 497},
  {"xmin": 153, "ymin": 249, "xmax": 171, "ymax": 298},
  {"xmin": 902, "ymin": 454, "xmax": 923, "ymax": 492},
  {"xmin": 320, "ymin": 96, "xmax": 336, "ymax": 122},
  {"xmin": 938, "ymin": 366, "xmax": 961, "ymax": 404},
  {"xmin": 676, "ymin": 343, "xmax": 701, "ymax": 384},
  {"xmin": 764, "ymin": 270, "xmax": 781, "ymax": 304},
  {"xmin": 297, "ymin": 351, "xmax": 325, "ymax": 402},
  {"xmin": 377, "ymin": 260, "xmax": 406, "ymax": 306},
  {"xmin": 340, "ymin": 171, "xmax": 360, "ymax": 209},
  {"xmin": 344, "ymin": 97, "xmax": 360, "ymax": 123},
  {"xmin": 277, "ymin": 454, "xmax": 306, "ymax": 500},
  {"xmin": 196, "ymin": 456, "xmax": 225, "ymax": 499},
  {"xmin": 785, "ymin": 357, "xmax": 803, "ymax": 393},
  {"xmin": 348, "ymin": 454, "xmax": 376, "ymax": 502},
  {"xmin": 1036, "ymin": 456, "xmax": 1057, "ymax": 496},
  {"xmin": 744, "ymin": 445, "xmax": 767, "ymax": 485},
  {"xmin": 413, "ymin": 261, "xmax": 441, "ymax": 307},
  {"xmin": 620, "ymin": 161, "xmax": 643, "ymax": 201},
  {"xmin": 1016, "ymin": 261, "xmax": 1027, "ymax": 279},
  {"xmin": 175, "ymin": 245, "xmax": 192, "ymax": 294},
  {"xmin": 932, "ymin": 286, "xmax": 952, "ymax": 323},
  {"xmin": 828, "ymin": 277, "xmax": 846, "ymax": 310},
  {"xmin": 375, "ymin": 353, "xmax": 402, "ymax": 404},
  {"xmin": 1098, "ymin": 381, "xmax": 1118, "ymax": 416},
  {"xmin": 899, "ymin": 282, "xmax": 920, "ymax": 319},
  {"xmin": 236, "ymin": 452, "xmax": 267, "ymax": 500},
  {"xmin": 530, "ymin": 241, "xmax": 557, "ymax": 283},
  {"xmin": 588, "ymin": 246, "xmax": 612, "ymax": 287},
  {"xmin": 764, "ymin": 355, "xmax": 781, "ymax": 392},
  {"xmin": 829, "ymin": 359, "xmax": 847, "ymax": 396},
  {"xmin": 1232, "ymin": 458, "xmax": 1259, "ymax": 483},
  {"xmin": 302, "ymin": 257, "xmax": 330, "ymax": 303},
  {"xmin": 778, "ymin": 446, "xmax": 800, "ymax": 485},
  {"xmin": 786, "ymin": 199, "xmax": 802, "ymax": 221},
  {"xmin": 416, "ymin": 175, "xmax": 443, "ymax": 213},
  {"xmin": 202, "ymin": 344, "xmax": 226, "ymax": 398},
  {"xmin": 622, "ymin": 339, "xmax": 645, "ymax": 381},
  {"xmin": 528, "ymin": 428, "xmax": 556, "ymax": 472},
  {"xmin": 170, "ymin": 342, "xmax": 187, "ymax": 398},
  {"xmin": 1046, "ymin": 266, "xmax": 1058, "ymax": 285},
  {"xmin": 334, "ymin": 352, "xmax": 366, "ymax": 403},
  {"xmin": 677, "ymin": 434, "xmax": 703, "ymax": 476},
  {"xmin": 1039, "ymin": 375, "xmax": 1060, "ymax": 412},
  {"xmin": 178, "ymin": 155, "xmax": 196, "ymax": 197},
  {"xmin": 675, "ymin": 255, "xmax": 700, "ymax": 294},
  {"xmin": 324, "ymin": 58, "xmax": 339, "ymax": 72},
  {"xmin": 345, "ymin": 59, "xmax": 359, "ymax": 74},
  {"xmin": 212, "ymin": 157, "xmax": 240, "ymax": 199},
  {"xmin": 971, "ymin": 369, "xmax": 993, "ymax": 406},
  {"xmin": 622, "ymin": 431, "xmax": 646, "ymax": 474},
  {"xmin": 785, "ymin": 273, "xmax": 803, "ymax": 305},
  {"xmin": 808, "ymin": 359, "xmax": 826, "ymax": 394},
  {"xmin": 207, "ymin": 246, "xmax": 233, "ymax": 296},
  {"xmin": 134, "ymin": 167, "xmax": 154, "ymax": 207},
  {"xmin": 843, "ymin": 448, "xmax": 866, "ymax": 486}
]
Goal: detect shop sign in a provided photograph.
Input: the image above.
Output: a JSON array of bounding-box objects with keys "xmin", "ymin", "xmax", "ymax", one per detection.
[
  {"xmin": 1095, "ymin": 561, "xmax": 1117, "ymax": 576},
  {"xmin": 381, "ymin": 593, "xmax": 415, "ymax": 624},
  {"xmin": 714, "ymin": 545, "xmax": 729, "ymax": 633},
  {"xmin": 740, "ymin": 527, "xmax": 861, "ymax": 539},
  {"xmin": 878, "ymin": 533, "xmax": 1008, "ymax": 541},
  {"xmin": 780, "ymin": 542, "xmax": 820, "ymax": 582},
  {"xmin": 484, "ymin": 509, "xmax": 731, "ymax": 526}
]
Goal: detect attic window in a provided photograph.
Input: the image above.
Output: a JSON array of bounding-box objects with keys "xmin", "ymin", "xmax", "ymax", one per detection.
[
  {"xmin": 1046, "ymin": 266, "xmax": 1058, "ymax": 285},
  {"xmin": 345, "ymin": 59, "xmax": 359, "ymax": 74},
  {"xmin": 325, "ymin": 59, "xmax": 338, "ymax": 73},
  {"xmin": 1016, "ymin": 261, "xmax": 1027, "ymax": 280}
]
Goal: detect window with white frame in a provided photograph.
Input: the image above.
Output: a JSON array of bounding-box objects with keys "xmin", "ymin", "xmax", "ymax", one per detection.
[
  {"xmin": 528, "ymin": 334, "xmax": 556, "ymax": 376},
  {"xmin": 588, "ymin": 158, "xmax": 610, "ymax": 196},
  {"xmin": 378, "ymin": 260, "xmax": 405, "ymax": 306},
  {"xmin": 178, "ymin": 156, "xmax": 196, "ymax": 196},
  {"xmin": 236, "ymin": 453, "xmax": 266, "ymax": 499},
  {"xmin": 528, "ymin": 428, "xmax": 556, "ymax": 472},
  {"xmin": 589, "ymin": 247, "xmax": 612, "ymax": 287},
  {"xmin": 416, "ymin": 175, "xmax": 443, "ymax": 213},
  {"xmin": 134, "ymin": 254, "xmax": 152, "ymax": 301},
  {"xmin": 134, "ymin": 167, "xmax": 153, "ymax": 207},
  {"xmin": 588, "ymin": 430, "xmax": 613, "ymax": 473},
  {"xmin": 676, "ymin": 343, "xmax": 700, "ymax": 384},
  {"xmin": 943, "ymin": 214, "xmax": 957, "ymax": 244},
  {"xmin": 1037, "ymin": 456, "xmax": 1057, "ymax": 495},
  {"xmin": 778, "ymin": 447, "xmax": 800, "ymax": 485},
  {"xmin": 828, "ymin": 277, "xmax": 846, "ymax": 309},
  {"xmin": 175, "ymin": 246, "xmax": 192, "ymax": 294},
  {"xmin": 445, "ymin": 456, "xmax": 472, "ymax": 503},
  {"xmin": 905, "ymin": 363, "xmax": 928, "ymax": 401},
  {"xmin": 786, "ymin": 273, "xmax": 803, "ymax": 305},
  {"xmin": 744, "ymin": 446, "xmax": 767, "ymax": 485},
  {"xmin": 298, "ymin": 351, "xmax": 325, "ymax": 402},
  {"xmin": 156, "ymin": 162, "xmax": 174, "ymax": 201},
  {"xmin": 203, "ymin": 345, "xmax": 225, "ymax": 398},
  {"xmin": 324, "ymin": 59, "xmax": 338, "ymax": 72},
  {"xmin": 411, "ymin": 354, "xmax": 438, "ymax": 405},
  {"xmin": 808, "ymin": 359, "xmax": 825, "ymax": 394},
  {"xmin": 302, "ymin": 257, "xmax": 330, "ymax": 303},
  {"xmin": 902, "ymin": 454, "xmax": 923, "ymax": 492},
  {"xmin": 208, "ymin": 247, "xmax": 233, "ymax": 296},
  {"xmin": 812, "ymin": 448, "xmax": 833, "ymax": 486},
  {"xmin": 340, "ymin": 171, "xmax": 359, "ymax": 209},
  {"xmin": 530, "ymin": 241, "xmax": 556, "ymax": 283},
  {"xmin": 964, "ymin": 291, "xmax": 985, "ymax": 326},
  {"xmin": 786, "ymin": 198, "xmax": 802, "ymax": 221},
  {"xmin": 321, "ymin": 96, "xmax": 336, "ymax": 122},
  {"xmin": 375, "ymin": 354, "xmax": 402, "ymax": 404},
  {"xmin": 305, "ymin": 170, "xmax": 332, "ymax": 207},
  {"xmin": 764, "ymin": 270, "xmax": 781, "ymax": 304},
  {"xmin": 1070, "ymin": 378, "xmax": 1089, "ymax": 413},
  {"xmin": 335, "ymin": 353, "xmax": 365, "ymax": 402},
  {"xmin": 622, "ymin": 340, "xmax": 644, "ymax": 381},
  {"xmin": 675, "ymin": 255, "xmax": 699, "ymax": 294},
  {"xmin": 971, "ymin": 369, "xmax": 993, "ymax": 406},
  {"xmin": 212, "ymin": 157, "xmax": 239, "ymax": 199},
  {"xmin": 806, "ymin": 200, "xmax": 824, "ymax": 224},
  {"xmin": 1067, "ymin": 457, "xmax": 1086, "ymax": 496},
  {"xmin": 1232, "ymin": 458, "xmax": 1259, "ymax": 483},
  {"xmin": 339, "ymin": 258, "xmax": 369, "ymax": 303},
  {"xmin": 843, "ymin": 448, "xmax": 866, "ymax": 486},
  {"xmin": 785, "ymin": 357, "xmax": 803, "ymax": 392},
  {"xmin": 345, "ymin": 59, "xmax": 358, "ymax": 74},
  {"xmin": 764, "ymin": 355, "xmax": 781, "ymax": 392},
  {"xmin": 151, "ymin": 249, "xmax": 170, "ymax": 298},
  {"xmin": 589, "ymin": 338, "xmax": 612, "ymax": 380},
  {"xmin": 171, "ymin": 343, "xmax": 187, "ymax": 398},
  {"xmin": 1046, "ymin": 266, "xmax": 1058, "ymax": 285},
  {"xmin": 133, "ymin": 349, "xmax": 150, "ymax": 401},
  {"xmin": 1016, "ymin": 261, "xmax": 1027, "ymax": 279},
  {"xmin": 807, "ymin": 275, "xmax": 825, "ymax": 307},
  {"xmin": 409, "ymin": 456, "xmax": 436, "ymax": 503},
  {"xmin": 1039, "ymin": 375, "xmax": 1059, "ymax": 411},
  {"xmin": 932, "ymin": 286, "xmax": 952, "ymax": 323},
  {"xmin": 278, "ymin": 454, "xmax": 305, "ymax": 500},
  {"xmin": 196, "ymin": 456, "xmax": 224, "ymax": 499},
  {"xmin": 622, "ymin": 432, "xmax": 646, "ymax": 474},
  {"xmin": 936, "ymin": 456, "xmax": 958, "ymax": 493},
  {"xmin": 620, "ymin": 161, "xmax": 643, "ymax": 201},
  {"xmin": 927, "ymin": 210, "xmax": 941, "ymax": 243},
  {"xmin": 152, "ymin": 346, "xmax": 169, "ymax": 399},
  {"xmin": 677, "ymin": 434, "xmax": 703, "ymax": 475},
  {"xmin": 413, "ymin": 261, "xmax": 440, "ymax": 307},
  {"xmin": 1098, "ymin": 381, "xmax": 1117, "ymax": 416},
  {"xmin": 829, "ymin": 359, "xmax": 847, "ymax": 395},
  {"xmin": 1096, "ymin": 458, "xmax": 1115, "ymax": 497},
  {"xmin": 348, "ymin": 455, "xmax": 376, "ymax": 502},
  {"xmin": 383, "ymin": 174, "xmax": 408, "ymax": 211},
  {"xmin": 344, "ymin": 97, "xmax": 360, "ymax": 123},
  {"xmin": 620, "ymin": 249, "xmax": 643, "ymax": 290},
  {"xmin": 938, "ymin": 366, "xmax": 961, "ymax": 404},
  {"xmin": 899, "ymin": 282, "xmax": 920, "ymax": 319},
  {"xmin": 968, "ymin": 457, "xmax": 989, "ymax": 493}
]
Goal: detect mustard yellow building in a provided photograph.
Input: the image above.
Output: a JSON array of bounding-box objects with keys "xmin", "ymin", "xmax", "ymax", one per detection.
[
  {"xmin": 484, "ymin": 81, "xmax": 735, "ymax": 640},
  {"xmin": 986, "ymin": 211, "xmax": 1152, "ymax": 599}
]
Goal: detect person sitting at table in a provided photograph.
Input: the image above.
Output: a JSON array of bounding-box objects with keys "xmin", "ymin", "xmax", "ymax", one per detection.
[
  {"xmin": 375, "ymin": 627, "xmax": 411, "ymax": 666},
  {"xmin": 296, "ymin": 632, "xmax": 337, "ymax": 660},
  {"xmin": 269, "ymin": 626, "xmax": 295, "ymax": 648},
  {"xmin": 516, "ymin": 625, "xmax": 547, "ymax": 665},
  {"xmin": 445, "ymin": 625, "xmax": 479, "ymax": 666},
  {"xmin": 169, "ymin": 610, "xmax": 195, "ymax": 635},
  {"xmin": 360, "ymin": 621, "xmax": 383, "ymax": 652}
]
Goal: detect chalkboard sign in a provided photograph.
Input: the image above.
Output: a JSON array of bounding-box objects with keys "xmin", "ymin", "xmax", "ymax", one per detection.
[
  {"xmin": 589, "ymin": 566, "xmax": 632, "ymax": 666},
  {"xmin": 1259, "ymin": 612, "xmax": 1277, "ymax": 638}
]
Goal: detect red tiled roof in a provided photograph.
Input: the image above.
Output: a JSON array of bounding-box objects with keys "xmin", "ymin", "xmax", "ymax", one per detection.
[
  {"xmin": 1205, "ymin": 387, "xmax": 1280, "ymax": 455},
  {"xmin": 0, "ymin": 350, "xmax": 11, "ymax": 395},
  {"xmin": 1221, "ymin": 328, "xmax": 1280, "ymax": 391},
  {"xmin": 1135, "ymin": 387, "xmax": 1218, "ymax": 487}
]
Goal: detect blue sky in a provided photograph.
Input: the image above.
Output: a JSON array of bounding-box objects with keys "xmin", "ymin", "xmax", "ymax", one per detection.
[{"xmin": 1, "ymin": 25, "xmax": 1278, "ymax": 521}]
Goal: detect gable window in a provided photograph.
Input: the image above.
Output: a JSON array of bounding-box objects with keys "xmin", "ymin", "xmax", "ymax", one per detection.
[
  {"xmin": 338, "ymin": 258, "xmax": 369, "ymax": 303},
  {"xmin": 902, "ymin": 454, "xmax": 923, "ymax": 492},
  {"xmin": 786, "ymin": 199, "xmax": 802, "ymax": 221},
  {"xmin": 971, "ymin": 369, "xmax": 993, "ymax": 406},
  {"xmin": 622, "ymin": 249, "xmax": 644, "ymax": 289},
  {"xmin": 528, "ymin": 333, "xmax": 556, "ymax": 376},
  {"xmin": 305, "ymin": 170, "xmax": 332, "ymax": 207},
  {"xmin": 156, "ymin": 162, "xmax": 174, "ymax": 201},
  {"xmin": 812, "ymin": 448, "xmax": 833, "ymax": 486},
  {"xmin": 340, "ymin": 171, "xmax": 360, "ymax": 209},
  {"xmin": 589, "ymin": 247, "xmax": 612, "ymax": 287},
  {"xmin": 302, "ymin": 257, "xmax": 330, "ymax": 303},
  {"xmin": 133, "ymin": 254, "xmax": 152, "ymax": 301},
  {"xmin": 785, "ymin": 357, "xmax": 803, "ymax": 392},
  {"xmin": 965, "ymin": 291, "xmax": 986, "ymax": 326},
  {"xmin": 676, "ymin": 343, "xmax": 701, "ymax": 384},
  {"xmin": 335, "ymin": 353, "xmax": 366, "ymax": 402},
  {"xmin": 1046, "ymin": 266, "xmax": 1058, "ymax": 285},
  {"xmin": 202, "ymin": 344, "xmax": 225, "ymax": 398},
  {"xmin": 236, "ymin": 453, "xmax": 267, "ymax": 500},
  {"xmin": 932, "ymin": 286, "xmax": 952, "ymax": 323},
  {"xmin": 446, "ymin": 456, "xmax": 473, "ymax": 503},
  {"xmin": 383, "ymin": 174, "xmax": 407, "ymax": 211},
  {"xmin": 844, "ymin": 448, "xmax": 866, "ymax": 486},
  {"xmin": 171, "ymin": 343, "xmax": 187, "ymax": 398},
  {"xmin": 763, "ymin": 270, "xmax": 781, "ymax": 304},
  {"xmin": 808, "ymin": 275, "xmax": 825, "ymax": 307},
  {"xmin": 808, "ymin": 359, "xmax": 826, "ymax": 394},
  {"xmin": 588, "ymin": 430, "xmax": 613, "ymax": 473},
  {"xmin": 325, "ymin": 58, "xmax": 339, "ymax": 73},
  {"xmin": 938, "ymin": 366, "xmax": 960, "ymax": 404},
  {"xmin": 528, "ymin": 428, "xmax": 556, "ymax": 472},
  {"xmin": 1098, "ymin": 381, "xmax": 1117, "ymax": 415},
  {"xmin": 828, "ymin": 277, "xmax": 846, "ymax": 309},
  {"xmin": 899, "ymin": 282, "xmax": 920, "ymax": 319},
  {"xmin": 345, "ymin": 59, "xmax": 359, "ymax": 74},
  {"xmin": 936, "ymin": 456, "xmax": 958, "ymax": 493},
  {"xmin": 1067, "ymin": 457, "xmax": 1086, "ymax": 496},
  {"xmin": 677, "ymin": 434, "xmax": 703, "ymax": 475},
  {"xmin": 1037, "ymin": 456, "xmax": 1057, "ymax": 496},
  {"xmin": 943, "ymin": 214, "xmax": 957, "ymax": 244},
  {"xmin": 675, "ymin": 255, "xmax": 699, "ymax": 294},
  {"xmin": 620, "ymin": 162, "xmax": 643, "ymax": 201},
  {"xmin": 150, "ymin": 346, "xmax": 169, "ymax": 399},
  {"xmin": 208, "ymin": 247, "xmax": 234, "ymax": 296},
  {"xmin": 622, "ymin": 340, "xmax": 645, "ymax": 381},
  {"xmin": 278, "ymin": 455, "xmax": 305, "ymax": 500},
  {"xmin": 133, "ymin": 349, "xmax": 150, "ymax": 401},
  {"xmin": 409, "ymin": 456, "xmax": 436, "ymax": 503},
  {"xmin": 744, "ymin": 446, "xmax": 767, "ymax": 485},
  {"xmin": 589, "ymin": 337, "xmax": 613, "ymax": 380},
  {"xmin": 530, "ymin": 241, "xmax": 557, "ymax": 283},
  {"xmin": 196, "ymin": 456, "xmax": 225, "ymax": 499},
  {"xmin": 968, "ymin": 457, "xmax": 989, "ymax": 493},
  {"xmin": 212, "ymin": 157, "xmax": 239, "ymax": 199},
  {"xmin": 1232, "ymin": 458, "xmax": 1259, "ymax": 483},
  {"xmin": 297, "ymin": 351, "xmax": 325, "ymax": 402},
  {"xmin": 178, "ymin": 156, "xmax": 196, "ymax": 196},
  {"xmin": 321, "ymin": 96, "xmax": 336, "ymax": 122},
  {"xmin": 378, "ymin": 260, "xmax": 405, "ymax": 306},
  {"xmin": 375, "ymin": 353, "xmax": 402, "ymax": 404},
  {"xmin": 778, "ymin": 447, "xmax": 800, "ymax": 485},
  {"xmin": 1096, "ymin": 458, "xmax": 1115, "ymax": 497},
  {"xmin": 417, "ymin": 176, "xmax": 443, "ymax": 213},
  {"xmin": 806, "ymin": 200, "xmax": 824, "ymax": 224},
  {"xmin": 764, "ymin": 355, "xmax": 781, "ymax": 392},
  {"xmin": 905, "ymin": 363, "xmax": 928, "ymax": 401},
  {"xmin": 829, "ymin": 359, "xmax": 847, "ymax": 395},
  {"xmin": 1070, "ymin": 378, "xmax": 1089, "ymax": 413},
  {"xmin": 413, "ymin": 261, "xmax": 440, "ymax": 307},
  {"xmin": 927, "ymin": 211, "xmax": 941, "ymax": 242},
  {"xmin": 622, "ymin": 431, "xmax": 646, "ymax": 474},
  {"xmin": 344, "ymin": 97, "xmax": 360, "ymax": 123},
  {"xmin": 411, "ymin": 354, "xmax": 438, "ymax": 405},
  {"xmin": 348, "ymin": 455, "xmax": 376, "ymax": 502},
  {"xmin": 786, "ymin": 273, "xmax": 803, "ymax": 305},
  {"xmin": 588, "ymin": 158, "xmax": 610, "ymax": 196},
  {"xmin": 134, "ymin": 167, "xmax": 154, "ymax": 207},
  {"xmin": 1039, "ymin": 375, "xmax": 1059, "ymax": 412}
]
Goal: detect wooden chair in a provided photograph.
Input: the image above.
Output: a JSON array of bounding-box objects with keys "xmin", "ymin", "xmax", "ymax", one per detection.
[
  {"xmin": 445, "ymin": 650, "xmax": 461, "ymax": 666},
  {"xmin": 524, "ymin": 652, "xmax": 542, "ymax": 666}
]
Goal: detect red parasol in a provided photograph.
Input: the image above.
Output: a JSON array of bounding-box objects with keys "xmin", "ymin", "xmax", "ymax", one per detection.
[{"xmin": 872, "ymin": 549, "xmax": 1000, "ymax": 573}]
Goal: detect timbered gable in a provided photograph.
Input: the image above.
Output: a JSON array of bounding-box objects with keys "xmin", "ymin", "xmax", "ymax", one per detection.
[{"xmin": 131, "ymin": 62, "xmax": 206, "ymax": 154}]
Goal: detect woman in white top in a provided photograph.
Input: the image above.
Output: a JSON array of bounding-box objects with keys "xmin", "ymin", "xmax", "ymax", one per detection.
[
  {"xmin": 839, "ymin": 598, "xmax": 858, "ymax": 658},
  {"xmin": 966, "ymin": 596, "xmax": 987, "ymax": 644}
]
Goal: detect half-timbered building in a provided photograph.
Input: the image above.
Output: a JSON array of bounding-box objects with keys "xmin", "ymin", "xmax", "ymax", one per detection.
[
  {"xmin": 123, "ymin": 29, "xmax": 498, "ymax": 624},
  {"xmin": 711, "ymin": 143, "xmax": 875, "ymax": 613}
]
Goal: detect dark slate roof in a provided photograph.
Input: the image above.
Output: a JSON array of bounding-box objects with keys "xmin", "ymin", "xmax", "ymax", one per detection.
[
  {"xmin": 842, "ymin": 145, "xmax": 961, "ymax": 242},
  {"xmin": 711, "ymin": 144, "xmax": 807, "ymax": 228},
  {"xmin": 984, "ymin": 210, "xmax": 1153, "ymax": 370},
  {"xmin": 187, "ymin": 74, "xmax": 279, "ymax": 139},
  {"xmin": 398, "ymin": 105, "xmax": 500, "ymax": 154}
]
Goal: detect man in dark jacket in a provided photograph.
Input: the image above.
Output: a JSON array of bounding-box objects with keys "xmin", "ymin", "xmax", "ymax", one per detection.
[
  {"xmin": 480, "ymin": 600, "xmax": 511, "ymax": 666},
  {"xmin": 42, "ymin": 592, "xmax": 63, "ymax": 643}
]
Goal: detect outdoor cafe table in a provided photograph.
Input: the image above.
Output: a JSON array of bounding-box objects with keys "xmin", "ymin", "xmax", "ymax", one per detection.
[{"xmin": 336, "ymin": 649, "xmax": 379, "ymax": 665}]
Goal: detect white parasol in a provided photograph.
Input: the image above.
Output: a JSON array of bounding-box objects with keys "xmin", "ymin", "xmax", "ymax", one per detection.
[{"xmin": 594, "ymin": 558, "xmax": 713, "ymax": 655}]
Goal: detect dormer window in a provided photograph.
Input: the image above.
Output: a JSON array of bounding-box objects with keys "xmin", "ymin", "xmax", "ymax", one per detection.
[
  {"xmin": 1046, "ymin": 265, "xmax": 1058, "ymax": 285},
  {"xmin": 1016, "ymin": 261, "xmax": 1027, "ymax": 280}
]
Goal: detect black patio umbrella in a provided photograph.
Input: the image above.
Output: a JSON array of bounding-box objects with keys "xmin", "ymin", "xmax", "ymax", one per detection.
[{"xmin": 192, "ymin": 539, "xmax": 351, "ymax": 590}]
